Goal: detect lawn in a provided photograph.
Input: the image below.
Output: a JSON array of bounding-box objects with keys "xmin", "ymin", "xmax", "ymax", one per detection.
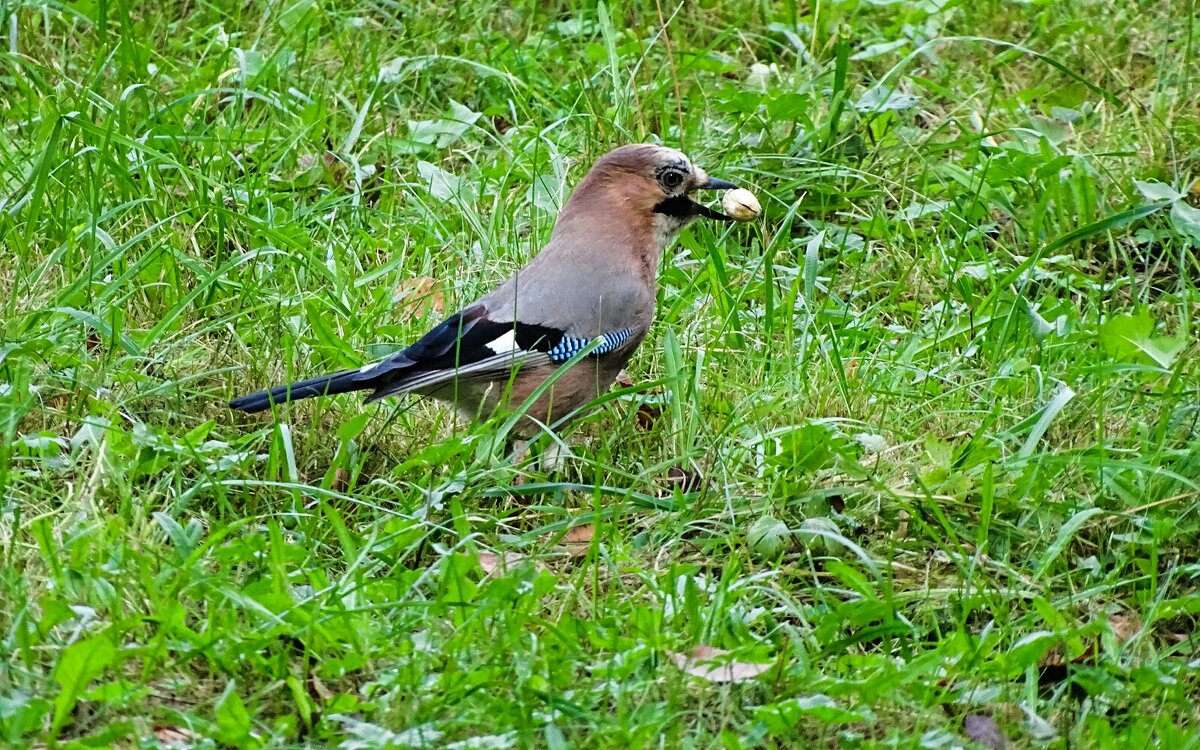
[{"xmin": 2, "ymin": 0, "xmax": 1199, "ymax": 747}]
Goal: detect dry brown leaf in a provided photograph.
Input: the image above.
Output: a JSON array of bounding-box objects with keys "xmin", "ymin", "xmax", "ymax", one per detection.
[
  {"xmin": 152, "ymin": 725, "xmax": 200, "ymax": 748},
  {"xmin": 635, "ymin": 403, "xmax": 664, "ymax": 430},
  {"xmin": 395, "ymin": 277, "xmax": 445, "ymax": 322},
  {"xmin": 478, "ymin": 551, "xmax": 539, "ymax": 576},
  {"xmin": 309, "ymin": 674, "xmax": 333, "ymax": 702},
  {"xmin": 1109, "ymin": 612, "xmax": 1142, "ymax": 643},
  {"xmin": 322, "ymin": 150, "xmax": 348, "ymax": 184},
  {"xmin": 363, "ymin": 160, "xmax": 385, "ymax": 207},
  {"xmin": 963, "ymin": 714, "xmax": 1008, "ymax": 749},
  {"xmin": 492, "ymin": 114, "xmax": 513, "ymax": 134},
  {"xmin": 663, "ymin": 466, "xmax": 703, "ymax": 494},
  {"xmin": 560, "ymin": 524, "xmax": 595, "ymax": 557},
  {"xmin": 667, "ymin": 645, "xmax": 772, "ymax": 683},
  {"xmin": 1041, "ymin": 611, "xmax": 1144, "ymax": 687},
  {"xmin": 614, "ymin": 369, "xmax": 635, "ymax": 388},
  {"xmin": 45, "ymin": 393, "xmax": 70, "ymax": 409},
  {"xmin": 331, "ymin": 467, "xmax": 349, "ymax": 494}
]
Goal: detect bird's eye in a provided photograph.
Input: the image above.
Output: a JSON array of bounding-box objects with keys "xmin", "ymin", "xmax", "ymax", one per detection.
[{"xmin": 660, "ymin": 170, "xmax": 685, "ymax": 190}]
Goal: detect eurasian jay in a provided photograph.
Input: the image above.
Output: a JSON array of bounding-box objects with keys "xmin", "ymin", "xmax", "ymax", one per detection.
[{"xmin": 228, "ymin": 144, "xmax": 740, "ymax": 440}]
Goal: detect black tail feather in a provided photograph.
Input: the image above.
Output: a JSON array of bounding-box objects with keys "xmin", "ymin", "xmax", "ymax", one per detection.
[{"xmin": 228, "ymin": 368, "xmax": 364, "ymax": 413}]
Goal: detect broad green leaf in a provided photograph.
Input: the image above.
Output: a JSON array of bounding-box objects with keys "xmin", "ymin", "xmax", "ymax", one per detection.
[
  {"xmin": 1099, "ymin": 312, "xmax": 1185, "ymax": 368},
  {"xmin": 850, "ymin": 39, "xmax": 909, "ymax": 61},
  {"xmin": 1170, "ymin": 200, "xmax": 1200, "ymax": 243},
  {"xmin": 214, "ymin": 680, "xmax": 257, "ymax": 747},
  {"xmin": 748, "ymin": 515, "xmax": 790, "ymax": 559},
  {"xmin": 277, "ymin": 0, "xmax": 318, "ymax": 31},
  {"xmin": 796, "ymin": 517, "xmax": 847, "ymax": 556},
  {"xmin": 1134, "ymin": 179, "xmax": 1182, "ymax": 203},
  {"xmin": 855, "ymin": 86, "xmax": 919, "ymax": 112},
  {"xmin": 755, "ymin": 694, "xmax": 872, "ymax": 731},
  {"xmin": 1005, "ymin": 630, "xmax": 1057, "ymax": 670},
  {"xmin": 408, "ymin": 100, "xmax": 482, "ymax": 149},
  {"xmin": 52, "ymin": 634, "xmax": 117, "ymax": 732},
  {"xmin": 417, "ymin": 161, "xmax": 474, "ymax": 203}
]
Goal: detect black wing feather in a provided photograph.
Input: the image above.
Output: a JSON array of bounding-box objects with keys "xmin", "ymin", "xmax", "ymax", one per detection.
[
  {"xmin": 228, "ymin": 294, "xmax": 637, "ymax": 414},
  {"xmin": 228, "ymin": 304, "xmax": 573, "ymax": 412}
]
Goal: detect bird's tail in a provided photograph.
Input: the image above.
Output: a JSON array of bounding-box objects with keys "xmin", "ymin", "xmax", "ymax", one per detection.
[{"xmin": 228, "ymin": 368, "xmax": 365, "ymax": 413}]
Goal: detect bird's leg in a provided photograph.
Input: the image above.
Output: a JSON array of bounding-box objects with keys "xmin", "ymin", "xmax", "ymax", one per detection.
[
  {"xmin": 504, "ymin": 437, "xmax": 535, "ymax": 488},
  {"xmin": 504, "ymin": 436, "xmax": 572, "ymax": 480}
]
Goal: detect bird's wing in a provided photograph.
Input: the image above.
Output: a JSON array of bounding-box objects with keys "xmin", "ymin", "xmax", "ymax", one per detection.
[{"xmin": 357, "ymin": 303, "xmax": 634, "ymax": 403}]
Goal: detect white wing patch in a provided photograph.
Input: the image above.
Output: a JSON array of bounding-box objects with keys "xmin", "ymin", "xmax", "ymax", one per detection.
[
  {"xmin": 359, "ymin": 362, "xmax": 379, "ymax": 374},
  {"xmin": 485, "ymin": 329, "xmax": 522, "ymax": 354}
]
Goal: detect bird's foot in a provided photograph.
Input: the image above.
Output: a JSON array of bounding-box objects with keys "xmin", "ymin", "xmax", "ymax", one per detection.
[{"xmin": 504, "ymin": 437, "xmax": 573, "ymax": 485}]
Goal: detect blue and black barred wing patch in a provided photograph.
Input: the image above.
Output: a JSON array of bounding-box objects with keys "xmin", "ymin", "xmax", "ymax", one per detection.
[
  {"xmin": 353, "ymin": 300, "xmax": 635, "ymax": 402},
  {"xmin": 544, "ymin": 327, "xmax": 634, "ymax": 362}
]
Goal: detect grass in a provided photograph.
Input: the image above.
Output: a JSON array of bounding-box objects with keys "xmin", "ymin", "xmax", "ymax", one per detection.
[{"xmin": 1, "ymin": 0, "xmax": 1199, "ymax": 747}]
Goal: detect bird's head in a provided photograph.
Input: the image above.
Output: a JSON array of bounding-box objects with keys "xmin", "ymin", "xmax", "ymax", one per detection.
[{"xmin": 557, "ymin": 144, "xmax": 739, "ymax": 250}]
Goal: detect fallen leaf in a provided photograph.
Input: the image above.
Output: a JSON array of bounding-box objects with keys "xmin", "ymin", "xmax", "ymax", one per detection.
[
  {"xmin": 540, "ymin": 442, "xmax": 573, "ymax": 474},
  {"xmin": 635, "ymin": 403, "xmax": 664, "ymax": 430},
  {"xmin": 362, "ymin": 160, "xmax": 386, "ymax": 207},
  {"xmin": 1109, "ymin": 612, "xmax": 1142, "ymax": 643},
  {"xmin": 308, "ymin": 675, "xmax": 333, "ymax": 702},
  {"xmin": 667, "ymin": 645, "xmax": 772, "ymax": 683},
  {"xmin": 331, "ymin": 467, "xmax": 349, "ymax": 493},
  {"xmin": 491, "ymin": 114, "xmax": 513, "ymax": 134},
  {"xmin": 614, "ymin": 369, "xmax": 634, "ymax": 388},
  {"xmin": 394, "ymin": 277, "xmax": 445, "ymax": 322},
  {"xmin": 663, "ymin": 465, "xmax": 703, "ymax": 494},
  {"xmin": 1039, "ymin": 610, "xmax": 1144, "ymax": 687},
  {"xmin": 477, "ymin": 551, "xmax": 532, "ymax": 576},
  {"xmin": 560, "ymin": 524, "xmax": 595, "ymax": 557},
  {"xmin": 322, "ymin": 149, "xmax": 348, "ymax": 184},
  {"xmin": 46, "ymin": 393, "xmax": 70, "ymax": 409},
  {"xmin": 152, "ymin": 725, "xmax": 200, "ymax": 748},
  {"xmin": 963, "ymin": 714, "xmax": 1008, "ymax": 749}
]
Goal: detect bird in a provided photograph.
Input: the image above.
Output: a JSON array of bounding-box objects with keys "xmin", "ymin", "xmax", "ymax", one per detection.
[{"xmin": 228, "ymin": 143, "xmax": 740, "ymax": 444}]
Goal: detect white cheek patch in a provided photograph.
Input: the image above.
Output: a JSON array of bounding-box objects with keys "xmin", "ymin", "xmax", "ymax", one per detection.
[
  {"xmin": 653, "ymin": 213, "xmax": 690, "ymax": 250},
  {"xmin": 485, "ymin": 329, "xmax": 521, "ymax": 354}
]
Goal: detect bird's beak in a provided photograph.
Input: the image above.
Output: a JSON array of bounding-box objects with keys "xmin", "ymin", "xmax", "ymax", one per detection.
[
  {"xmin": 689, "ymin": 172, "xmax": 739, "ymax": 221},
  {"xmin": 653, "ymin": 168, "xmax": 741, "ymax": 223}
]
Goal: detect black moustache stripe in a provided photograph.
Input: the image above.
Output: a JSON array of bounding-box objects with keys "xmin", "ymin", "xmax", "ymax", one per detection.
[{"xmin": 653, "ymin": 197, "xmax": 732, "ymax": 222}]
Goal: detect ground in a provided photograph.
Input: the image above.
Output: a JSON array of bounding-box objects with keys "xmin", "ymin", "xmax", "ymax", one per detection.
[{"xmin": 2, "ymin": 0, "xmax": 1199, "ymax": 748}]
